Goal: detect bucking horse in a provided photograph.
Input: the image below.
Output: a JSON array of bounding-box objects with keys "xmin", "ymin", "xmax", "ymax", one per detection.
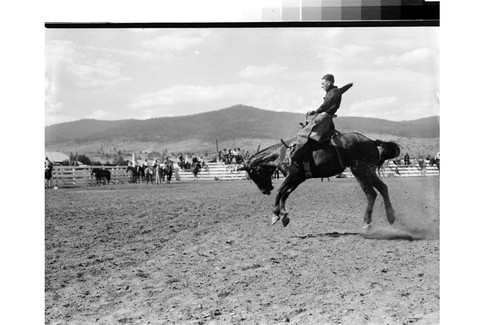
[{"xmin": 238, "ymin": 131, "xmax": 400, "ymax": 229}]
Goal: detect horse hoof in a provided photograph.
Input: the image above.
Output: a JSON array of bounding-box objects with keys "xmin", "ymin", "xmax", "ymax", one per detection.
[
  {"xmin": 271, "ymin": 215, "xmax": 280, "ymax": 225},
  {"xmin": 282, "ymin": 216, "xmax": 290, "ymax": 227}
]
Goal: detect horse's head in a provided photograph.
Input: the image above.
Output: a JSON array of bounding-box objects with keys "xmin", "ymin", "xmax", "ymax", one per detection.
[
  {"xmin": 238, "ymin": 161, "xmax": 276, "ymax": 195},
  {"xmin": 238, "ymin": 143, "xmax": 288, "ymax": 195}
]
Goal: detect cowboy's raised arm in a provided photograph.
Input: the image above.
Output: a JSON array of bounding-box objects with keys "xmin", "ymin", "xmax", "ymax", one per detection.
[{"xmin": 338, "ymin": 83, "xmax": 353, "ymax": 95}]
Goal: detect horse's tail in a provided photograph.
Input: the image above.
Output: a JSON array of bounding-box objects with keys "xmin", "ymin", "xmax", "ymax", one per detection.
[{"xmin": 375, "ymin": 140, "xmax": 401, "ymax": 171}]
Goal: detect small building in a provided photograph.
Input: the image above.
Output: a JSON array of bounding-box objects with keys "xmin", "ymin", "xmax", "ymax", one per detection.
[{"xmin": 45, "ymin": 152, "xmax": 70, "ymax": 165}]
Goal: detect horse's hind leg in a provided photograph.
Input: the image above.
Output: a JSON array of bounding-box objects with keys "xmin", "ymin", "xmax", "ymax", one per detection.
[
  {"xmin": 353, "ymin": 172, "xmax": 377, "ymax": 228},
  {"xmin": 371, "ymin": 172, "xmax": 396, "ymax": 224}
]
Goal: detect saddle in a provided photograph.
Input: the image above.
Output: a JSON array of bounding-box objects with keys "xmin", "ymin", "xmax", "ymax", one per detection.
[{"xmin": 286, "ymin": 131, "xmax": 344, "ymax": 178}]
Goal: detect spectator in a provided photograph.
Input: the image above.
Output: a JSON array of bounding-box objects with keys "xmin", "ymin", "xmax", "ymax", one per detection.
[
  {"xmin": 45, "ymin": 156, "xmax": 53, "ymax": 188},
  {"xmin": 185, "ymin": 154, "xmax": 192, "ymax": 170},
  {"xmin": 133, "ymin": 159, "xmax": 139, "ymax": 173},
  {"xmin": 177, "ymin": 154, "xmax": 184, "ymax": 169},
  {"xmin": 45, "ymin": 156, "xmax": 52, "ymax": 169},
  {"xmin": 231, "ymin": 148, "xmax": 238, "ymax": 164},
  {"xmin": 243, "ymin": 150, "xmax": 250, "ymax": 160},
  {"xmin": 155, "ymin": 159, "xmax": 161, "ymax": 184},
  {"xmin": 404, "ymin": 153, "xmax": 410, "ymax": 166},
  {"xmin": 222, "ymin": 149, "xmax": 228, "ymax": 164}
]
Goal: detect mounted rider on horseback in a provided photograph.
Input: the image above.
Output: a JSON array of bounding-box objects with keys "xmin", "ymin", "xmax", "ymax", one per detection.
[{"xmin": 289, "ymin": 74, "xmax": 353, "ymax": 176}]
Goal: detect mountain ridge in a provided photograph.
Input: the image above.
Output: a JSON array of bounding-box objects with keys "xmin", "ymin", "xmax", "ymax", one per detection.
[{"xmin": 46, "ymin": 105, "xmax": 439, "ymax": 146}]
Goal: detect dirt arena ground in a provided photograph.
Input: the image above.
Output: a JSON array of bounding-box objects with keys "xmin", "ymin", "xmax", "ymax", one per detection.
[{"xmin": 45, "ymin": 176, "xmax": 439, "ymax": 325}]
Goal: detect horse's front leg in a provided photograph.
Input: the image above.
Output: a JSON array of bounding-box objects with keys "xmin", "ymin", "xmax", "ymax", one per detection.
[
  {"xmin": 272, "ymin": 183, "xmax": 289, "ymax": 225},
  {"xmin": 279, "ymin": 182, "xmax": 301, "ymax": 215},
  {"xmin": 271, "ymin": 176, "xmax": 298, "ymax": 227},
  {"xmin": 272, "ymin": 190, "xmax": 285, "ymax": 225}
]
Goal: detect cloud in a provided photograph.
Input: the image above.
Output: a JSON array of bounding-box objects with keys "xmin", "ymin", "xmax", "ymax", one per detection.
[
  {"xmin": 129, "ymin": 83, "xmax": 306, "ymax": 116},
  {"xmin": 66, "ymin": 59, "xmax": 132, "ymax": 89},
  {"xmin": 46, "ymin": 40, "xmax": 132, "ymax": 91},
  {"xmin": 345, "ymin": 97, "xmax": 439, "ymax": 121},
  {"xmin": 130, "ymin": 83, "xmax": 271, "ymax": 109},
  {"xmin": 348, "ymin": 66, "xmax": 436, "ymax": 88},
  {"xmin": 86, "ymin": 45, "xmax": 162, "ymax": 61},
  {"xmin": 45, "ymin": 114, "xmax": 78, "ymax": 127},
  {"xmin": 374, "ymin": 48, "xmax": 434, "ymax": 66},
  {"xmin": 399, "ymin": 101, "xmax": 439, "ymax": 120},
  {"xmin": 307, "ymin": 43, "xmax": 373, "ymax": 68},
  {"xmin": 45, "ymin": 73, "xmax": 64, "ymax": 115},
  {"xmin": 341, "ymin": 44, "xmax": 371, "ymax": 56},
  {"xmin": 86, "ymin": 110, "xmax": 113, "ymax": 120},
  {"xmin": 142, "ymin": 30, "xmax": 215, "ymax": 52},
  {"xmin": 238, "ymin": 64, "xmax": 288, "ymax": 79},
  {"xmin": 345, "ymin": 96, "xmax": 399, "ymax": 118},
  {"xmin": 280, "ymin": 28, "xmax": 344, "ymax": 39}
]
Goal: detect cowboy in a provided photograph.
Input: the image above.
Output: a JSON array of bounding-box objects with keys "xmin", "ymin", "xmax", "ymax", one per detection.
[{"xmin": 289, "ymin": 74, "xmax": 353, "ymax": 168}]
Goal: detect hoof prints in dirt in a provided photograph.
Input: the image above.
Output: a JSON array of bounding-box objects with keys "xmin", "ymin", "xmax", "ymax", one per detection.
[{"xmin": 45, "ymin": 178, "xmax": 439, "ymax": 324}]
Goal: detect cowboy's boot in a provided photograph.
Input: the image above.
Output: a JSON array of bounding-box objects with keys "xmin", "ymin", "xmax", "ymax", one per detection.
[
  {"xmin": 289, "ymin": 141, "xmax": 313, "ymax": 178},
  {"xmin": 289, "ymin": 141, "xmax": 309, "ymax": 165}
]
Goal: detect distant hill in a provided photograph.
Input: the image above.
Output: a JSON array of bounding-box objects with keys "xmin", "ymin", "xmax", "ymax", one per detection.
[
  {"xmin": 45, "ymin": 105, "xmax": 439, "ymax": 160},
  {"xmin": 46, "ymin": 105, "xmax": 439, "ymax": 144}
]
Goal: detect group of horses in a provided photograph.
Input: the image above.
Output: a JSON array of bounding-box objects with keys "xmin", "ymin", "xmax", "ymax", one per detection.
[
  {"xmin": 126, "ymin": 164, "xmax": 173, "ymax": 184},
  {"xmin": 91, "ymin": 168, "xmax": 111, "ymax": 185}
]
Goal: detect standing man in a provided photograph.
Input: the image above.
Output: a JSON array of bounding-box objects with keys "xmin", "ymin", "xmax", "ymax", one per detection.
[
  {"xmin": 289, "ymin": 74, "xmax": 353, "ymax": 168},
  {"xmin": 45, "ymin": 156, "xmax": 52, "ymax": 170},
  {"xmin": 404, "ymin": 153, "xmax": 410, "ymax": 166}
]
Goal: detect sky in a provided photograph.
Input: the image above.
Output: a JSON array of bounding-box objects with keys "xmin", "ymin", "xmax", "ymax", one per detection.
[{"xmin": 45, "ymin": 26, "xmax": 439, "ymax": 126}]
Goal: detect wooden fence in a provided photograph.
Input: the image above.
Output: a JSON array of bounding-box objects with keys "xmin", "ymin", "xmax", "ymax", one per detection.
[
  {"xmin": 50, "ymin": 166, "xmax": 130, "ymax": 188},
  {"xmin": 47, "ymin": 161, "xmax": 439, "ymax": 188}
]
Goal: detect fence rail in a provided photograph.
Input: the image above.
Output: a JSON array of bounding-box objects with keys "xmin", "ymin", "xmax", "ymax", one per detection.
[
  {"xmin": 47, "ymin": 161, "xmax": 439, "ymax": 188},
  {"xmin": 50, "ymin": 166, "xmax": 130, "ymax": 188}
]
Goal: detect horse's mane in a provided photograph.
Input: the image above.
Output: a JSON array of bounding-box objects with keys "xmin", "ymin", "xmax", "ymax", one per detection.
[{"xmin": 247, "ymin": 139, "xmax": 293, "ymax": 164}]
